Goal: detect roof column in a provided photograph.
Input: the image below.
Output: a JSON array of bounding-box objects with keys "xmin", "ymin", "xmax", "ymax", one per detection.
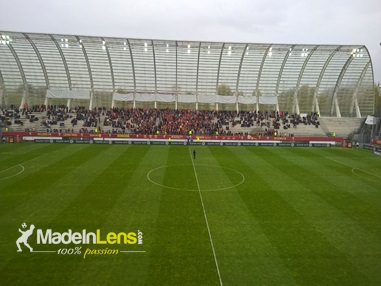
[{"xmin": 255, "ymin": 44, "xmax": 272, "ymax": 111}]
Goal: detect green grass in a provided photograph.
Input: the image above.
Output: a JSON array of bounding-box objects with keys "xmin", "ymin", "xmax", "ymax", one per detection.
[{"xmin": 0, "ymin": 143, "xmax": 381, "ymax": 285}]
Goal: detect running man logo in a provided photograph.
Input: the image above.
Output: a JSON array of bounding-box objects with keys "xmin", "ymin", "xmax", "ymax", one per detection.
[{"xmin": 16, "ymin": 223, "xmax": 35, "ymax": 252}]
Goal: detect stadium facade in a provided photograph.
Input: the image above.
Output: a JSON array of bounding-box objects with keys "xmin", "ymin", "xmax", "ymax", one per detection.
[{"xmin": 0, "ymin": 31, "xmax": 375, "ymax": 117}]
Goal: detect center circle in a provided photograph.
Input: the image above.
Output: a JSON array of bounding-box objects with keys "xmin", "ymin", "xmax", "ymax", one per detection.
[{"xmin": 147, "ymin": 164, "xmax": 245, "ymax": 191}]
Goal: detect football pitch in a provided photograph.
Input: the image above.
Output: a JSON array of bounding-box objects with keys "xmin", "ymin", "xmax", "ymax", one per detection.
[{"xmin": 0, "ymin": 143, "xmax": 381, "ymax": 285}]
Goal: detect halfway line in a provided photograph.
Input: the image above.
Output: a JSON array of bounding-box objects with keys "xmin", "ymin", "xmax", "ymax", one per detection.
[{"xmin": 189, "ymin": 148, "xmax": 223, "ymax": 286}]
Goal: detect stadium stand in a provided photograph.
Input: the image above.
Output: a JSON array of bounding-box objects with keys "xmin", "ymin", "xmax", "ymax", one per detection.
[
  {"xmin": 7, "ymin": 105, "xmax": 368, "ymax": 138},
  {"xmin": 0, "ymin": 31, "xmax": 377, "ymax": 140}
]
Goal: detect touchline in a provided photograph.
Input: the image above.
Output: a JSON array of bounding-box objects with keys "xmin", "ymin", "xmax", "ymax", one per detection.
[{"xmin": 36, "ymin": 229, "xmax": 139, "ymax": 245}]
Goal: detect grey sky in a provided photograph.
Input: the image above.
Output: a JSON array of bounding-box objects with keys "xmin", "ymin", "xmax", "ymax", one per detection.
[{"xmin": 1, "ymin": 0, "xmax": 380, "ymax": 83}]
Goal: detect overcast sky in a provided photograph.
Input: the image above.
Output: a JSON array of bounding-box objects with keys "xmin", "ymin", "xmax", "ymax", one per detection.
[{"xmin": 1, "ymin": 0, "xmax": 380, "ymax": 83}]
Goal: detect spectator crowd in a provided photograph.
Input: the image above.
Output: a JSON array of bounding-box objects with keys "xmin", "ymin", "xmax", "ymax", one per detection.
[{"xmin": 1, "ymin": 105, "xmax": 320, "ymax": 136}]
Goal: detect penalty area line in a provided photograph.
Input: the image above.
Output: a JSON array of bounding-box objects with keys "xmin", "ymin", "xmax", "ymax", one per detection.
[{"xmin": 189, "ymin": 148, "xmax": 223, "ymax": 286}]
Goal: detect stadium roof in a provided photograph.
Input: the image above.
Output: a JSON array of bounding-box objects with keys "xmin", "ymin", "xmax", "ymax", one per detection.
[{"xmin": 0, "ymin": 31, "xmax": 375, "ymax": 117}]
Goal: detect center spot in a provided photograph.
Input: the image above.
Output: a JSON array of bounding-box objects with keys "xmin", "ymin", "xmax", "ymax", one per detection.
[{"xmin": 147, "ymin": 164, "xmax": 245, "ymax": 191}]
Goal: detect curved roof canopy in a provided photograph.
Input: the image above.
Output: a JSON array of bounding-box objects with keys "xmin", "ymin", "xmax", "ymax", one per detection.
[{"xmin": 0, "ymin": 31, "xmax": 375, "ymax": 117}]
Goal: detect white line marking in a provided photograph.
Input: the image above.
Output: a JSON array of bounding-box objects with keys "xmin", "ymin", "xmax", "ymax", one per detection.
[
  {"xmin": 326, "ymin": 156, "xmax": 381, "ymax": 180},
  {"xmin": 189, "ymin": 148, "xmax": 223, "ymax": 286},
  {"xmin": 351, "ymin": 168, "xmax": 381, "ymax": 182},
  {"xmin": 0, "ymin": 164, "xmax": 25, "ymax": 180},
  {"xmin": 119, "ymin": 250, "xmax": 146, "ymax": 253},
  {"xmin": 147, "ymin": 164, "xmax": 245, "ymax": 192}
]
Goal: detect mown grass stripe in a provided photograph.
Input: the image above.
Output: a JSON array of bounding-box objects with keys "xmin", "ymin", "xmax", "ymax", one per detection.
[
  {"xmin": 0, "ymin": 144, "xmax": 380, "ymax": 285},
  {"xmin": 0, "ymin": 144, "xmax": 119, "ymax": 273},
  {"xmin": 319, "ymin": 148, "xmax": 381, "ymax": 174},
  {"xmin": 0, "ymin": 144, "xmax": 99, "ymax": 217},
  {"xmin": 49, "ymin": 145, "xmax": 150, "ymax": 228},
  {"xmin": 254, "ymin": 147, "xmax": 381, "ymax": 283},
  {"xmin": 145, "ymin": 146, "xmax": 218, "ymax": 286},
  {"xmin": 68, "ymin": 145, "xmax": 166, "ymax": 286},
  {"xmin": 238, "ymin": 147, "xmax": 369, "ymax": 285},
  {"xmin": 265, "ymin": 147, "xmax": 381, "ymax": 238},
  {"xmin": 288, "ymin": 148, "xmax": 381, "ymax": 207},
  {"xmin": 189, "ymin": 147, "xmax": 223, "ymax": 286},
  {"xmin": 0, "ymin": 143, "xmax": 68, "ymax": 169},
  {"xmin": 206, "ymin": 146, "xmax": 296, "ymax": 285}
]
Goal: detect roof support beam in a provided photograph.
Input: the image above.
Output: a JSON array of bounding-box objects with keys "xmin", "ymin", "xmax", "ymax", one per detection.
[
  {"xmin": 351, "ymin": 60, "xmax": 370, "ymax": 118},
  {"xmin": 49, "ymin": 34, "xmax": 72, "ymax": 89},
  {"xmin": 126, "ymin": 39, "xmax": 136, "ymax": 108},
  {"xmin": 275, "ymin": 45, "xmax": 295, "ymax": 112},
  {"xmin": 23, "ymin": 33, "xmax": 49, "ymax": 89},
  {"xmin": 76, "ymin": 36, "xmax": 94, "ymax": 109},
  {"xmin": 175, "ymin": 41, "xmax": 178, "ymax": 110},
  {"xmin": 331, "ymin": 47, "xmax": 361, "ymax": 117},
  {"xmin": 101, "ymin": 37, "xmax": 115, "ymax": 92},
  {"xmin": 215, "ymin": 43, "xmax": 225, "ymax": 94},
  {"xmin": 151, "ymin": 40, "xmax": 158, "ymax": 93},
  {"xmin": 312, "ymin": 46, "xmax": 342, "ymax": 114},
  {"xmin": 7, "ymin": 43, "xmax": 28, "ymax": 108},
  {"xmin": 195, "ymin": 42, "xmax": 201, "ymax": 110},
  {"xmin": 0, "ymin": 70, "xmax": 5, "ymax": 106},
  {"xmin": 293, "ymin": 46, "xmax": 319, "ymax": 114},
  {"xmin": 236, "ymin": 44, "xmax": 249, "ymax": 113},
  {"xmin": 255, "ymin": 44, "xmax": 272, "ymax": 111},
  {"xmin": 151, "ymin": 40, "xmax": 158, "ymax": 108}
]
